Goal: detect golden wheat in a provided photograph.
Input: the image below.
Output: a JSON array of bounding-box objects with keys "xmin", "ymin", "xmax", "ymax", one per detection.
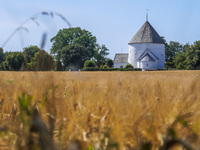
[{"xmin": 0, "ymin": 71, "xmax": 200, "ymax": 149}]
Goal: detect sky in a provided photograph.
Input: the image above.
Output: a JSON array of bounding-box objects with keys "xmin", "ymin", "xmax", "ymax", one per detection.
[{"xmin": 0, "ymin": 0, "xmax": 200, "ymax": 59}]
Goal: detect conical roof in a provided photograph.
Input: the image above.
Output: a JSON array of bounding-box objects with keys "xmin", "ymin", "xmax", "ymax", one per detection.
[{"xmin": 129, "ymin": 21, "xmax": 164, "ymax": 44}]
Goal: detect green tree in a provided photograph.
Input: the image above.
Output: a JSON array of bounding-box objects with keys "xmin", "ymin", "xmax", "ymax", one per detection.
[
  {"xmin": 105, "ymin": 58, "xmax": 113, "ymax": 68},
  {"xmin": 55, "ymin": 60, "xmax": 63, "ymax": 71},
  {"xmin": 61, "ymin": 44, "xmax": 90, "ymax": 70},
  {"xmin": 23, "ymin": 45, "xmax": 40, "ymax": 63},
  {"xmin": 0, "ymin": 47, "xmax": 4, "ymax": 64},
  {"xmin": 6, "ymin": 52, "xmax": 25, "ymax": 71},
  {"xmin": 84, "ymin": 60, "xmax": 95, "ymax": 68},
  {"xmin": 0, "ymin": 47, "xmax": 3, "ymax": 53},
  {"xmin": 173, "ymin": 52, "xmax": 186, "ymax": 69},
  {"xmin": 0, "ymin": 51, "xmax": 12, "ymax": 71},
  {"xmin": 94, "ymin": 44, "xmax": 109, "ymax": 67},
  {"xmin": 165, "ymin": 62, "xmax": 174, "ymax": 69},
  {"xmin": 125, "ymin": 64, "xmax": 134, "ymax": 69},
  {"xmin": 184, "ymin": 41, "xmax": 200, "ymax": 69},
  {"xmin": 2, "ymin": 61, "xmax": 9, "ymax": 70},
  {"xmin": 165, "ymin": 41, "xmax": 183, "ymax": 62},
  {"xmin": 182, "ymin": 43, "xmax": 191, "ymax": 53},
  {"xmin": 30, "ymin": 50, "xmax": 54, "ymax": 71},
  {"xmin": 51, "ymin": 27, "xmax": 97, "ymax": 61}
]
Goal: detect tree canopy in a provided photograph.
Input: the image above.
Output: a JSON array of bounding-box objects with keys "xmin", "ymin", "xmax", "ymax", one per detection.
[
  {"xmin": 93, "ymin": 44, "xmax": 109, "ymax": 67},
  {"xmin": 51, "ymin": 27, "xmax": 97, "ymax": 61},
  {"xmin": 105, "ymin": 59, "xmax": 113, "ymax": 68},
  {"xmin": 23, "ymin": 45, "xmax": 40, "ymax": 63},
  {"xmin": 61, "ymin": 44, "xmax": 90, "ymax": 70},
  {"xmin": 165, "ymin": 41, "xmax": 183, "ymax": 62},
  {"xmin": 6, "ymin": 52, "xmax": 25, "ymax": 71},
  {"xmin": 29, "ymin": 50, "xmax": 54, "ymax": 71},
  {"xmin": 165, "ymin": 40, "xmax": 200, "ymax": 70},
  {"xmin": 0, "ymin": 48, "xmax": 4, "ymax": 64},
  {"xmin": 84, "ymin": 60, "xmax": 95, "ymax": 68}
]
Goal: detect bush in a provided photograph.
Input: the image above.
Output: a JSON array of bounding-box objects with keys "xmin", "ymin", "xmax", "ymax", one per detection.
[
  {"xmin": 6, "ymin": 52, "xmax": 25, "ymax": 71},
  {"xmin": 125, "ymin": 64, "xmax": 134, "ymax": 69},
  {"xmin": 165, "ymin": 62, "xmax": 174, "ymax": 69},
  {"xmin": 81, "ymin": 67, "xmax": 98, "ymax": 71},
  {"xmin": 105, "ymin": 59, "xmax": 113, "ymax": 68},
  {"xmin": 102, "ymin": 65, "xmax": 109, "ymax": 69},
  {"xmin": 81, "ymin": 67, "xmax": 142, "ymax": 71},
  {"xmin": 84, "ymin": 60, "xmax": 95, "ymax": 68}
]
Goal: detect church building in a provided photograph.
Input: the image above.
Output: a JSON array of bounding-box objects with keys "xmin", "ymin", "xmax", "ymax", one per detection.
[{"xmin": 114, "ymin": 20, "xmax": 165, "ymax": 71}]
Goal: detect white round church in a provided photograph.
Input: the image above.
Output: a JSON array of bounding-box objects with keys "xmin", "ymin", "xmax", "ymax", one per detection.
[{"xmin": 114, "ymin": 21, "xmax": 165, "ymax": 71}]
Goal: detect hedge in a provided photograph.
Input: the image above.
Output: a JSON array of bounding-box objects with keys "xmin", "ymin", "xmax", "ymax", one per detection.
[{"xmin": 81, "ymin": 67, "xmax": 142, "ymax": 71}]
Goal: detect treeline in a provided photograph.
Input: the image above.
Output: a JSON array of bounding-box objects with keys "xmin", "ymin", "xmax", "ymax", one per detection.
[
  {"xmin": 0, "ymin": 46, "xmax": 54, "ymax": 71},
  {"xmin": 1, "ymin": 27, "xmax": 200, "ymax": 71},
  {"xmin": 0, "ymin": 27, "xmax": 114, "ymax": 71},
  {"xmin": 163, "ymin": 37, "xmax": 200, "ymax": 70}
]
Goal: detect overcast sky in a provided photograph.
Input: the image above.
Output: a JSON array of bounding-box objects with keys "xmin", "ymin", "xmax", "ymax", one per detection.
[{"xmin": 0, "ymin": 0, "xmax": 200, "ymax": 59}]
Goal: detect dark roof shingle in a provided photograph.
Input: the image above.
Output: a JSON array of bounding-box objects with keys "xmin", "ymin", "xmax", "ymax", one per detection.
[
  {"xmin": 129, "ymin": 21, "xmax": 164, "ymax": 44},
  {"xmin": 114, "ymin": 53, "xmax": 128, "ymax": 63}
]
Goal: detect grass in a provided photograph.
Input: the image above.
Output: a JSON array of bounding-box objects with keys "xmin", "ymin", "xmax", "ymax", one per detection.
[{"xmin": 0, "ymin": 71, "xmax": 200, "ymax": 149}]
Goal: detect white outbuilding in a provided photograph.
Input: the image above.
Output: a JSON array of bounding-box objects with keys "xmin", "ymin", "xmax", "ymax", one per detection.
[
  {"xmin": 113, "ymin": 53, "xmax": 128, "ymax": 68},
  {"xmin": 114, "ymin": 20, "xmax": 165, "ymax": 71}
]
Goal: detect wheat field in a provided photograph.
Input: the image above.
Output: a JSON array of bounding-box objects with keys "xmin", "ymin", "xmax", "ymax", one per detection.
[{"xmin": 0, "ymin": 71, "xmax": 200, "ymax": 150}]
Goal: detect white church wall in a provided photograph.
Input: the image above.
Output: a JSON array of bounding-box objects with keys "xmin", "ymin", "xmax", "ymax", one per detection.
[
  {"xmin": 150, "ymin": 44, "xmax": 165, "ymax": 69},
  {"xmin": 140, "ymin": 61, "xmax": 156, "ymax": 69},
  {"xmin": 128, "ymin": 43, "xmax": 165, "ymax": 69},
  {"xmin": 114, "ymin": 62, "xmax": 128, "ymax": 68}
]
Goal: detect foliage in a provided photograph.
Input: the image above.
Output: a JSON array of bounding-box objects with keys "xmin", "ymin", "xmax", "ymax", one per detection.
[
  {"xmin": 81, "ymin": 66, "xmax": 142, "ymax": 71},
  {"xmin": 125, "ymin": 64, "xmax": 134, "ymax": 69},
  {"xmin": 51, "ymin": 27, "xmax": 97, "ymax": 61},
  {"xmin": 173, "ymin": 52, "xmax": 186, "ymax": 69},
  {"xmin": 81, "ymin": 67, "xmax": 100, "ymax": 71},
  {"xmin": 162, "ymin": 38, "xmax": 200, "ymax": 70},
  {"xmin": 0, "ymin": 47, "xmax": 3, "ymax": 53},
  {"xmin": 84, "ymin": 60, "xmax": 95, "ymax": 68},
  {"xmin": 102, "ymin": 65, "xmax": 109, "ymax": 69},
  {"xmin": 94, "ymin": 44, "xmax": 109, "ymax": 67},
  {"xmin": 55, "ymin": 60, "xmax": 63, "ymax": 71},
  {"xmin": 18, "ymin": 92, "xmax": 33, "ymax": 125},
  {"xmin": 106, "ymin": 58, "xmax": 113, "ymax": 68},
  {"xmin": 23, "ymin": 45, "xmax": 40, "ymax": 63},
  {"xmin": 16, "ymin": 92, "xmax": 58, "ymax": 150},
  {"xmin": 165, "ymin": 62, "xmax": 174, "ymax": 69},
  {"xmin": 61, "ymin": 44, "xmax": 90, "ymax": 70},
  {"xmin": 0, "ymin": 47, "xmax": 4, "ymax": 64},
  {"xmin": 171, "ymin": 41, "xmax": 200, "ymax": 70},
  {"xmin": 165, "ymin": 41, "xmax": 183, "ymax": 62},
  {"xmin": 6, "ymin": 52, "xmax": 25, "ymax": 71},
  {"xmin": 30, "ymin": 50, "xmax": 54, "ymax": 71},
  {"xmin": 184, "ymin": 41, "xmax": 200, "ymax": 69}
]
